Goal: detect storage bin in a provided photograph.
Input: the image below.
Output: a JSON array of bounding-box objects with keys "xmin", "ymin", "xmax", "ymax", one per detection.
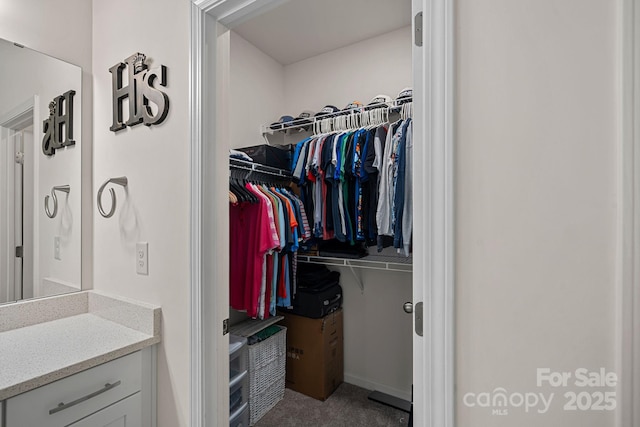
[
  {"xmin": 247, "ymin": 325, "xmax": 286, "ymax": 425},
  {"xmin": 230, "ymin": 334, "xmax": 248, "ymax": 380},
  {"xmin": 230, "ymin": 401, "xmax": 249, "ymax": 427},
  {"xmin": 230, "ymin": 334, "xmax": 249, "ymax": 424},
  {"xmin": 230, "ymin": 370, "xmax": 248, "ymax": 414}
]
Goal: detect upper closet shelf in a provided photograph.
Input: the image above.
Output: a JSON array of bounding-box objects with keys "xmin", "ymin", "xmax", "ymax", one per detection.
[{"xmin": 261, "ymin": 100, "xmax": 413, "ymax": 136}]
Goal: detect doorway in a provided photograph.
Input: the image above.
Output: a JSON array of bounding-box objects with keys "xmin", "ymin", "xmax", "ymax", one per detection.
[
  {"xmin": 188, "ymin": 0, "xmax": 455, "ymax": 426},
  {"xmin": 0, "ymin": 101, "xmax": 35, "ymax": 303}
]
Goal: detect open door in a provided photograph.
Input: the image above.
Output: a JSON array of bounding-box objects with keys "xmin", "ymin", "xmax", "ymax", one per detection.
[{"xmin": 411, "ymin": 1, "xmax": 455, "ymax": 426}]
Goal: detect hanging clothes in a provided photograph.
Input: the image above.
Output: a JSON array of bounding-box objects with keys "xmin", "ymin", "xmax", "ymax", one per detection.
[
  {"xmin": 289, "ymin": 105, "xmax": 413, "ymax": 256},
  {"xmin": 229, "ymin": 169, "xmax": 310, "ymax": 320}
]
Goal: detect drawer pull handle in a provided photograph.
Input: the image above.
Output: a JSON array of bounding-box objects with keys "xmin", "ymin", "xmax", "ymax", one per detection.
[{"xmin": 49, "ymin": 380, "xmax": 122, "ymax": 415}]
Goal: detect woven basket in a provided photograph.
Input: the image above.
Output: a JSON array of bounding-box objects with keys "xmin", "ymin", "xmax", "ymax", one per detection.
[{"xmin": 248, "ymin": 326, "xmax": 286, "ymax": 425}]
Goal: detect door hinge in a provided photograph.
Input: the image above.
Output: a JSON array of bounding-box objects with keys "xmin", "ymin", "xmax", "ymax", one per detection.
[
  {"xmin": 15, "ymin": 246, "xmax": 23, "ymax": 258},
  {"xmin": 223, "ymin": 318, "xmax": 229, "ymax": 335},
  {"xmin": 15, "ymin": 151, "xmax": 24, "ymax": 164},
  {"xmin": 415, "ymin": 302, "xmax": 423, "ymax": 336},
  {"xmin": 415, "ymin": 12, "xmax": 423, "ymax": 47}
]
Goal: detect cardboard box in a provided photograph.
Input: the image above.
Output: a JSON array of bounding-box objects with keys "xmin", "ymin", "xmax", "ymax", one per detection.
[{"xmin": 279, "ymin": 309, "xmax": 343, "ymax": 401}]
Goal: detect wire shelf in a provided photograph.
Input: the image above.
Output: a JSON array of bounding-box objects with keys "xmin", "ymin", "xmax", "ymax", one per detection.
[
  {"xmin": 229, "ymin": 157, "xmax": 292, "ymax": 178},
  {"xmin": 298, "ymin": 253, "xmax": 412, "ymax": 273},
  {"xmin": 261, "ymin": 100, "xmax": 412, "ymax": 136}
]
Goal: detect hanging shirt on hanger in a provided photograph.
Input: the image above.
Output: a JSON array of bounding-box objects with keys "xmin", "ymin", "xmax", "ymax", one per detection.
[
  {"xmin": 401, "ymin": 120, "xmax": 414, "ymax": 257},
  {"xmin": 377, "ymin": 120, "xmax": 403, "ymax": 243},
  {"xmin": 229, "ymin": 184, "xmax": 279, "ymax": 319}
]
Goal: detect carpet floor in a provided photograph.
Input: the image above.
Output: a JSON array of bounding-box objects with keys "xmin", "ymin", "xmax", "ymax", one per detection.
[{"xmin": 253, "ymin": 383, "xmax": 410, "ymax": 427}]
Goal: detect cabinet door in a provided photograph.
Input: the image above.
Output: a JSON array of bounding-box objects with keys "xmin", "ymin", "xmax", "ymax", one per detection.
[{"xmin": 68, "ymin": 393, "xmax": 141, "ymax": 427}]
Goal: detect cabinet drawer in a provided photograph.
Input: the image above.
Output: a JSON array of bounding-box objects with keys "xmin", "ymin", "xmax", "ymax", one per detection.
[
  {"xmin": 68, "ymin": 392, "xmax": 141, "ymax": 427},
  {"xmin": 6, "ymin": 351, "xmax": 142, "ymax": 427}
]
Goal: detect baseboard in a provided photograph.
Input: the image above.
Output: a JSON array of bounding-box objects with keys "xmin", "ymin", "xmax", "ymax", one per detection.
[{"xmin": 344, "ymin": 373, "xmax": 412, "ymax": 402}]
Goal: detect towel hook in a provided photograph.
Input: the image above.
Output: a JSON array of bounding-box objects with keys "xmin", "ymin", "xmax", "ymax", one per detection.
[
  {"xmin": 44, "ymin": 185, "xmax": 70, "ymax": 219},
  {"xmin": 97, "ymin": 177, "xmax": 128, "ymax": 218}
]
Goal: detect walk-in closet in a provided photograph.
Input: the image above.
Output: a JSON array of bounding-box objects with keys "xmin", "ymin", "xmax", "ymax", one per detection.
[{"xmin": 225, "ymin": 0, "xmax": 415, "ymax": 425}]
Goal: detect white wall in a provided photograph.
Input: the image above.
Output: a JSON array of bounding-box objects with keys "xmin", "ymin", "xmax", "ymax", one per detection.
[
  {"xmin": 283, "ymin": 26, "xmax": 412, "ymax": 116},
  {"xmin": 0, "ymin": 0, "xmax": 92, "ymax": 70},
  {"xmin": 0, "ymin": 0, "xmax": 93, "ymax": 290},
  {"xmin": 92, "ymin": 0, "xmax": 191, "ymax": 426},
  {"xmin": 455, "ymin": 0, "xmax": 617, "ymax": 425},
  {"xmin": 230, "ymin": 31, "xmax": 284, "ymax": 149},
  {"xmin": 338, "ymin": 267, "xmax": 413, "ymax": 401}
]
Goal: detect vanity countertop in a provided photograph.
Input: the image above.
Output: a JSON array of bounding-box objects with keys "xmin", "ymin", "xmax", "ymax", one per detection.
[{"xmin": 0, "ymin": 291, "xmax": 161, "ymax": 400}]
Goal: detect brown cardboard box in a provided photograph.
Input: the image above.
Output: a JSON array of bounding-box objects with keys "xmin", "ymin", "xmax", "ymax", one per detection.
[{"xmin": 279, "ymin": 309, "xmax": 343, "ymax": 401}]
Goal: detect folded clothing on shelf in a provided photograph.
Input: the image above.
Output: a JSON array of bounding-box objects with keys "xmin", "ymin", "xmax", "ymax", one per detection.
[
  {"xmin": 229, "ymin": 148, "xmax": 253, "ymax": 161},
  {"xmin": 247, "ymin": 324, "xmax": 283, "ymax": 345}
]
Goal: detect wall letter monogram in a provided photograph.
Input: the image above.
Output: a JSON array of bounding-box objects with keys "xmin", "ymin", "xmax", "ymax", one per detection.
[
  {"xmin": 109, "ymin": 52, "xmax": 169, "ymax": 132},
  {"xmin": 42, "ymin": 90, "xmax": 75, "ymax": 156}
]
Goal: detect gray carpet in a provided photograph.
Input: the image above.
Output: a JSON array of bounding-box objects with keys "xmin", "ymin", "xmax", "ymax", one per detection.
[{"xmin": 253, "ymin": 383, "xmax": 410, "ymax": 427}]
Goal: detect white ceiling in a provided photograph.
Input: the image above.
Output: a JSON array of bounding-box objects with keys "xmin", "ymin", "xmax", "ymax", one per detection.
[{"xmin": 232, "ymin": 0, "xmax": 412, "ymax": 65}]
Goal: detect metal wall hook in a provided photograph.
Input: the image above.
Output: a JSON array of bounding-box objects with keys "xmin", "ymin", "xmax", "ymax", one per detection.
[
  {"xmin": 44, "ymin": 185, "xmax": 70, "ymax": 218},
  {"xmin": 97, "ymin": 177, "xmax": 128, "ymax": 218}
]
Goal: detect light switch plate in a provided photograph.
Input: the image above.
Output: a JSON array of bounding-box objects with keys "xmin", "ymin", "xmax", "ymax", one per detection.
[{"xmin": 136, "ymin": 242, "xmax": 148, "ymax": 275}]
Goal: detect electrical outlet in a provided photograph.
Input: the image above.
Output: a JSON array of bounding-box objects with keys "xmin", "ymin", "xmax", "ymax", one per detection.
[
  {"xmin": 54, "ymin": 236, "xmax": 61, "ymax": 260},
  {"xmin": 136, "ymin": 242, "xmax": 148, "ymax": 275}
]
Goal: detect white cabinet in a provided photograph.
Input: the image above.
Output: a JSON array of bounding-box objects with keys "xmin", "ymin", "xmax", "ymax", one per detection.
[
  {"xmin": 68, "ymin": 393, "xmax": 141, "ymax": 427},
  {"xmin": 5, "ymin": 348, "xmax": 155, "ymax": 427}
]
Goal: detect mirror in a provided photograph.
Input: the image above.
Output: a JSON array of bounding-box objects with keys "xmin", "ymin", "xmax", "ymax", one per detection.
[{"xmin": 0, "ymin": 37, "xmax": 82, "ymax": 304}]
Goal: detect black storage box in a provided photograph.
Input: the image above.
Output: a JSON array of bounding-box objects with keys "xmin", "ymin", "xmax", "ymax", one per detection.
[
  {"xmin": 283, "ymin": 263, "xmax": 342, "ymax": 318},
  {"xmin": 237, "ymin": 144, "xmax": 292, "ymax": 170},
  {"xmin": 286, "ymin": 282, "xmax": 343, "ymax": 319}
]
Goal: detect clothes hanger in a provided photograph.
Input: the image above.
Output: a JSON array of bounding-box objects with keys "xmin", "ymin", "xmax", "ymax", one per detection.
[
  {"xmin": 229, "ymin": 178, "xmax": 246, "ymax": 202},
  {"xmin": 230, "ymin": 170, "xmax": 259, "ymax": 203},
  {"xmin": 364, "ymin": 108, "xmax": 378, "ymax": 130},
  {"xmin": 235, "ymin": 178, "xmax": 253, "ymax": 203},
  {"xmin": 240, "ymin": 177, "xmax": 260, "ymax": 204}
]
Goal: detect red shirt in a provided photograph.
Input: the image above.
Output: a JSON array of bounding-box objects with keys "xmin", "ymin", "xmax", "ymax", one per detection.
[{"xmin": 229, "ymin": 190, "xmax": 278, "ymax": 318}]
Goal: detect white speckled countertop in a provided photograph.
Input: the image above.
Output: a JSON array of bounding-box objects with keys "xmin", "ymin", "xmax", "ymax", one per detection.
[{"xmin": 0, "ymin": 291, "xmax": 161, "ymax": 400}]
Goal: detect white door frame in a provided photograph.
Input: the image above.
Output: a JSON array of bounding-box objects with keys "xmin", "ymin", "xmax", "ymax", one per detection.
[
  {"xmin": 0, "ymin": 98, "xmax": 35, "ymax": 303},
  {"xmin": 619, "ymin": 0, "xmax": 640, "ymax": 426},
  {"xmin": 188, "ymin": 1, "xmax": 455, "ymax": 426},
  {"xmin": 12, "ymin": 130, "xmax": 23, "ymax": 300}
]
